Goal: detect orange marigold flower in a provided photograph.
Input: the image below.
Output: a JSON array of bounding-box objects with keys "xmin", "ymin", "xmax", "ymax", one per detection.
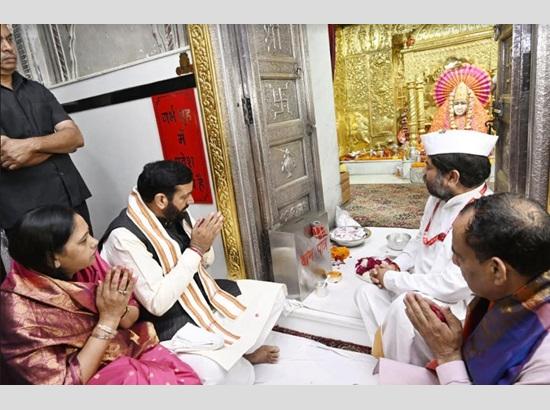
[{"xmin": 331, "ymin": 246, "xmax": 350, "ymax": 262}]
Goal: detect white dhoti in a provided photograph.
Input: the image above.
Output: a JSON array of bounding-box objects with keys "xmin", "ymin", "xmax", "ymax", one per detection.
[
  {"xmin": 100, "ymin": 201, "xmax": 288, "ymax": 385},
  {"xmin": 169, "ymin": 280, "xmax": 286, "ymax": 384},
  {"xmin": 379, "ymin": 293, "xmax": 434, "ymax": 366},
  {"xmin": 354, "ymin": 283, "xmax": 394, "ymax": 346},
  {"xmin": 354, "ymin": 186, "xmax": 490, "ymax": 365},
  {"xmin": 355, "ymin": 283, "xmax": 466, "ymax": 366}
]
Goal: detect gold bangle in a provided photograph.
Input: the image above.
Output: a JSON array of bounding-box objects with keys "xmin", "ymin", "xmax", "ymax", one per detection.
[
  {"xmin": 96, "ymin": 323, "xmax": 116, "ymax": 335},
  {"xmin": 91, "ymin": 331, "xmax": 115, "ymax": 340}
]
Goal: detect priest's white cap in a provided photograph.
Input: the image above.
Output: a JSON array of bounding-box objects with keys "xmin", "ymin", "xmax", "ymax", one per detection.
[{"xmin": 421, "ymin": 130, "xmax": 498, "ymax": 157}]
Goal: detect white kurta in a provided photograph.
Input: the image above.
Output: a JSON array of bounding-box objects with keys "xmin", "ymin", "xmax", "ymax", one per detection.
[
  {"xmin": 101, "ymin": 211, "xmax": 286, "ymax": 379},
  {"xmin": 355, "ymin": 184, "xmax": 490, "ymax": 365}
]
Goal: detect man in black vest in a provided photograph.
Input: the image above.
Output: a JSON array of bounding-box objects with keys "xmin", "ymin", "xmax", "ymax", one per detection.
[{"xmin": 100, "ymin": 160, "xmax": 283, "ymax": 384}]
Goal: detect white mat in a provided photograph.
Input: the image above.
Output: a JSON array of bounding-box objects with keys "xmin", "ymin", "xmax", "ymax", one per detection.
[{"xmin": 253, "ymin": 331, "xmax": 378, "ymax": 385}]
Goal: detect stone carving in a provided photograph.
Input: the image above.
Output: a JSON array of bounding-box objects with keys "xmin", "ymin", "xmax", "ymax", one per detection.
[
  {"xmin": 14, "ymin": 24, "xmax": 189, "ymax": 86},
  {"xmin": 281, "ymin": 148, "xmax": 297, "ymax": 178},
  {"xmin": 50, "ymin": 24, "xmax": 69, "ymax": 82},
  {"xmin": 279, "ymin": 199, "xmax": 309, "ymax": 224},
  {"xmin": 264, "ymin": 24, "xmax": 282, "ymax": 52},
  {"xmin": 264, "ymin": 80, "xmax": 298, "ymax": 124},
  {"xmin": 271, "ymin": 81, "xmax": 291, "ymax": 118}
]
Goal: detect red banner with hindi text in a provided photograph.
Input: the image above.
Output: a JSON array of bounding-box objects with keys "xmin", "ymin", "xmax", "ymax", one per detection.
[{"xmin": 152, "ymin": 88, "xmax": 213, "ymax": 204}]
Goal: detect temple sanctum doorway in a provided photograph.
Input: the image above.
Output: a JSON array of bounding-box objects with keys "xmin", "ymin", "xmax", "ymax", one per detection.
[{"xmin": 331, "ymin": 24, "xmax": 549, "ymax": 227}]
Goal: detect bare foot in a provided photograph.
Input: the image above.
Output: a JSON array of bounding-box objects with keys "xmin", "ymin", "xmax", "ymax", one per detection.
[{"xmin": 244, "ymin": 345, "xmax": 280, "ymax": 364}]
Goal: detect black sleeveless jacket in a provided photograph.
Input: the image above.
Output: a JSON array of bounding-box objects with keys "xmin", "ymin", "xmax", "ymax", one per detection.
[{"xmin": 100, "ymin": 209, "xmax": 240, "ymax": 341}]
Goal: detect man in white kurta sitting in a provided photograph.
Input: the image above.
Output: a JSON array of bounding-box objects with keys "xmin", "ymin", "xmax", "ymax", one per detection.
[
  {"xmin": 379, "ymin": 193, "xmax": 550, "ymax": 385},
  {"xmin": 100, "ymin": 160, "xmax": 286, "ymax": 384},
  {"xmin": 354, "ymin": 130, "xmax": 498, "ymax": 366}
]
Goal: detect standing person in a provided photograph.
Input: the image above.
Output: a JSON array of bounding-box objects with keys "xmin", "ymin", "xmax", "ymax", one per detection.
[
  {"xmin": 100, "ymin": 160, "xmax": 286, "ymax": 384},
  {"xmin": 379, "ymin": 193, "xmax": 550, "ymax": 384},
  {"xmin": 355, "ymin": 129, "xmax": 498, "ymax": 365},
  {"xmin": 0, "ymin": 24, "xmax": 92, "ymax": 275}
]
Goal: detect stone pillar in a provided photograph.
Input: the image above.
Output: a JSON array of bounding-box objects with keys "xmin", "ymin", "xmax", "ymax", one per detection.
[
  {"xmin": 407, "ymin": 81, "xmax": 419, "ymax": 148},
  {"xmin": 416, "ymin": 77, "xmax": 426, "ymax": 134},
  {"xmin": 526, "ymin": 24, "xmax": 550, "ymax": 207}
]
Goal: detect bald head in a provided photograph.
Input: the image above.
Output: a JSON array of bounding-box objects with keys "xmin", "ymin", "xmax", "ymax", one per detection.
[{"xmin": 459, "ymin": 193, "xmax": 550, "ymax": 277}]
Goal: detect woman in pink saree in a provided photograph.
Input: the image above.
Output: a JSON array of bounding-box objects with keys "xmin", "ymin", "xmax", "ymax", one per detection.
[{"xmin": 0, "ymin": 205, "xmax": 201, "ymax": 385}]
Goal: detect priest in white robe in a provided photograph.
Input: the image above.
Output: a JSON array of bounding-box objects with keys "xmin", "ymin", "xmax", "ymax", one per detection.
[{"xmin": 354, "ymin": 130, "xmax": 498, "ymax": 366}]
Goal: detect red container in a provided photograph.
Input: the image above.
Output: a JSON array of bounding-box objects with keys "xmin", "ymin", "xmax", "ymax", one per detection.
[{"xmin": 310, "ymin": 221, "xmax": 327, "ymax": 239}]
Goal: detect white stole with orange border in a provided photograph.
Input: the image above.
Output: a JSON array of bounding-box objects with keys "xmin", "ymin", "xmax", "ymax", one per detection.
[{"xmin": 126, "ymin": 188, "xmax": 246, "ymax": 346}]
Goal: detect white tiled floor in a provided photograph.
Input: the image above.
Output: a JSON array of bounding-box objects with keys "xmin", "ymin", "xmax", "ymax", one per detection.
[
  {"xmin": 260, "ymin": 228, "xmax": 418, "ymax": 385},
  {"xmin": 253, "ymin": 331, "xmax": 378, "ymax": 385},
  {"xmin": 277, "ymin": 227, "xmax": 417, "ymax": 348},
  {"xmin": 350, "ymin": 174, "xmax": 411, "ymax": 185}
]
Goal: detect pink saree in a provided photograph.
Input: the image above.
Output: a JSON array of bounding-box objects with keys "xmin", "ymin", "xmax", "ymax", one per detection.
[{"xmin": 0, "ymin": 252, "xmax": 200, "ymax": 385}]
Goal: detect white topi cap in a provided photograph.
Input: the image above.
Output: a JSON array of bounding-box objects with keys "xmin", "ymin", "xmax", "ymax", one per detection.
[{"xmin": 421, "ymin": 130, "xmax": 498, "ymax": 157}]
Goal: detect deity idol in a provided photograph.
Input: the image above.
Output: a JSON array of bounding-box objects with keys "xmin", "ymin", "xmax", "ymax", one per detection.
[{"xmin": 429, "ymin": 65, "xmax": 492, "ymax": 133}]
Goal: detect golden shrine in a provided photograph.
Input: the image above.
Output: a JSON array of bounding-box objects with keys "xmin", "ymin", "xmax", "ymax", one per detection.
[{"xmin": 334, "ymin": 24, "xmax": 498, "ymax": 161}]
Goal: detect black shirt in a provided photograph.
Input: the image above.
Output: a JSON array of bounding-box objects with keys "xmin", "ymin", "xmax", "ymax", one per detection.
[{"xmin": 0, "ymin": 72, "xmax": 91, "ymax": 229}]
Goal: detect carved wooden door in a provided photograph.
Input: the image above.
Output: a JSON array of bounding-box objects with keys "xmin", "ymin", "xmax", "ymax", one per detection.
[
  {"xmin": 493, "ymin": 25, "xmax": 531, "ymax": 194},
  {"xmin": 235, "ymin": 25, "xmax": 324, "ymax": 229}
]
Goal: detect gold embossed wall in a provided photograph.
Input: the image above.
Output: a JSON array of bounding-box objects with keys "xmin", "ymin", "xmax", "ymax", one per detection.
[
  {"xmin": 334, "ymin": 25, "xmax": 398, "ymax": 156},
  {"xmin": 334, "ymin": 24, "xmax": 498, "ymax": 157},
  {"xmin": 402, "ymin": 25, "xmax": 498, "ymax": 130},
  {"xmin": 188, "ymin": 25, "xmax": 247, "ymax": 280}
]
